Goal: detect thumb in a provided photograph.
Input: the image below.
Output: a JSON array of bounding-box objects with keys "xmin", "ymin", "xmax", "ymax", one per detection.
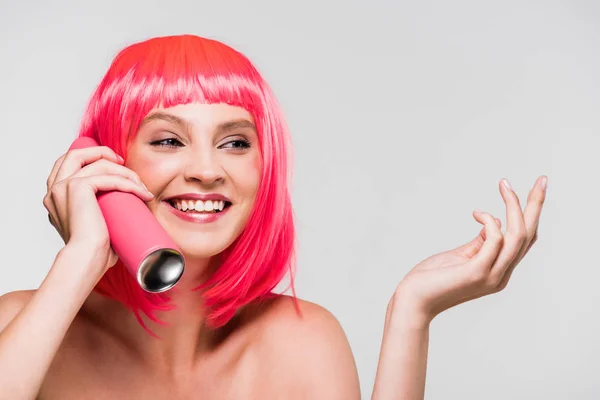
[{"xmin": 453, "ymin": 212, "xmax": 502, "ymax": 258}]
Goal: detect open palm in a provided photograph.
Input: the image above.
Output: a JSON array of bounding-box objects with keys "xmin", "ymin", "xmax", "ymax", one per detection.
[{"xmin": 396, "ymin": 176, "xmax": 547, "ymax": 321}]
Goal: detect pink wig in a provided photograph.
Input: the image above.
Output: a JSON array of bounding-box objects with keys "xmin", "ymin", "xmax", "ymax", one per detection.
[{"xmin": 76, "ymin": 34, "xmax": 297, "ymax": 332}]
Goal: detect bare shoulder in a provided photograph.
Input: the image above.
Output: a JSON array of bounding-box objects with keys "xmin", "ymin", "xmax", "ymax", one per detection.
[
  {"xmin": 248, "ymin": 295, "xmax": 361, "ymax": 399},
  {"xmin": 255, "ymin": 295, "xmax": 348, "ymax": 341},
  {"xmin": 0, "ymin": 290, "xmax": 36, "ymax": 331}
]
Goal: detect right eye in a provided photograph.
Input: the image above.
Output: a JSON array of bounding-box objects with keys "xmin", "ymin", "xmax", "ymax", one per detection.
[{"xmin": 150, "ymin": 138, "xmax": 183, "ymax": 148}]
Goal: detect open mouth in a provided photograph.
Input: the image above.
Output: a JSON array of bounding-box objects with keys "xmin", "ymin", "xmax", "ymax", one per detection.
[{"xmin": 165, "ymin": 199, "xmax": 232, "ymax": 214}]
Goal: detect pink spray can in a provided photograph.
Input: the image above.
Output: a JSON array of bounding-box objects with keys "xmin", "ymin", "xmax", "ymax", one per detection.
[{"xmin": 69, "ymin": 137, "xmax": 185, "ymax": 293}]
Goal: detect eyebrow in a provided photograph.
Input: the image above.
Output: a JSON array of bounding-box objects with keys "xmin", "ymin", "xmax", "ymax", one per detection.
[{"xmin": 140, "ymin": 111, "xmax": 257, "ymax": 134}]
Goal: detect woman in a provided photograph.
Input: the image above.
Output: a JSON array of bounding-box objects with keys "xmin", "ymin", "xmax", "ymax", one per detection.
[{"xmin": 0, "ymin": 34, "xmax": 547, "ymax": 399}]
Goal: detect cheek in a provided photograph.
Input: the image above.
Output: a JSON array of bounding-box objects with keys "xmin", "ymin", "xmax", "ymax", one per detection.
[
  {"xmin": 247, "ymin": 153, "xmax": 262, "ymax": 196},
  {"xmin": 127, "ymin": 155, "xmax": 181, "ymax": 189},
  {"xmin": 232, "ymin": 153, "xmax": 262, "ymax": 199}
]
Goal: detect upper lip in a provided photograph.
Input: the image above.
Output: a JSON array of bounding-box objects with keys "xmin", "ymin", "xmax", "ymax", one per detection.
[{"xmin": 164, "ymin": 193, "xmax": 232, "ymax": 203}]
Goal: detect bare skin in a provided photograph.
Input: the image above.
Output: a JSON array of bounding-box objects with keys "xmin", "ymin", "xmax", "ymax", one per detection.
[
  {"xmin": 372, "ymin": 175, "xmax": 547, "ymax": 400},
  {"xmin": 0, "ymin": 103, "xmax": 360, "ymax": 399},
  {"xmin": 0, "ymin": 102, "xmax": 547, "ymax": 399},
  {"xmin": 6, "ymin": 290, "xmax": 357, "ymax": 399}
]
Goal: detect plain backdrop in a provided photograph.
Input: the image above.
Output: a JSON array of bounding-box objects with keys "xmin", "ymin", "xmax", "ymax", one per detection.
[{"xmin": 1, "ymin": 0, "xmax": 599, "ymax": 398}]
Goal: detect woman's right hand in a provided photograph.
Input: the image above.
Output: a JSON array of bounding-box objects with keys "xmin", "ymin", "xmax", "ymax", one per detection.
[{"xmin": 42, "ymin": 145, "xmax": 154, "ymax": 275}]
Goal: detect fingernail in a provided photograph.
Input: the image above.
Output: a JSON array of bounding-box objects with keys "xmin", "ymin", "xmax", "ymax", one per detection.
[
  {"xmin": 144, "ymin": 186, "xmax": 154, "ymax": 197},
  {"xmin": 502, "ymin": 179, "xmax": 513, "ymax": 191},
  {"xmin": 118, "ymin": 155, "xmax": 125, "ymax": 163},
  {"xmin": 541, "ymin": 176, "xmax": 548, "ymax": 191}
]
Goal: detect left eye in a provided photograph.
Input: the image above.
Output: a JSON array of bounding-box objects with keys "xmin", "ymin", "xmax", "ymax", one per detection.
[{"xmin": 220, "ymin": 140, "xmax": 251, "ymax": 149}]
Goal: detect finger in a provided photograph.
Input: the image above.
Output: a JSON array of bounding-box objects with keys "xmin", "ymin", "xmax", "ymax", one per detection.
[
  {"xmin": 419, "ymin": 213, "xmax": 503, "ymax": 312},
  {"xmin": 54, "ymin": 147, "xmax": 124, "ymax": 184},
  {"xmin": 45, "ymin": 153, "xmax": 70, "ymax": 236},
  {"xmin": 498, "ymin": 176, "xmax": 547, "ymax": 287},
  {"xmin": 464, "ymin": 211, "xmax": 503, "ymax": 271},
  {"xmin": 483, "ymin": 218, "xmax": 502, "ymax": 240},
  {"xmin": 64, "ymin": 175, "xmax": 153, "ymax": 246},
  {"xmin": 496, "ymin": 232, "xmax": 539, "ymax": 292},
  {"xmin": 514, "ymin": 175, "xmax": 547, "ymax": 260},
  {"xmin": 49, "ymin": 170, "xmax": 152, "ymax": 243},
  {"xmin": 68, "ymin": 174, "xmax": 154, "ymax": 203},
  {"xmin": 48, "ymin": 178, "xmax": 71, "ymax": 241},
  {"xmin": 453, "ymin": 214, "xmax": 502, "ymax": 258},
  {"xmin": 488, "ymin": 179, "xmax": 527, "ymax": 276},
  {"xmin": 71, "ymin": 159, "xmax": 146, "ymax": 189},
  {"xmin": 46, "ymin": 147, "xmax": 124, "ymax": 239},
  {"xmin": 44, "ymin": 179, "xmax": 63, "ymax": 236},
  {"xmin": 46, "ymin": 153, "xmax": 67, "ymax": 191}
]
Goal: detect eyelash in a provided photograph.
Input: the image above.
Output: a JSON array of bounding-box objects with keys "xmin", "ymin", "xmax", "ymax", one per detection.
[{"xmin": 150, "ymin": 137, "xmax": 251, "ymax": 150}]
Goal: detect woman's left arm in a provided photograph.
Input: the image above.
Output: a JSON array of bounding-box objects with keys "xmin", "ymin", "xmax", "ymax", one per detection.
[{"xmin": 371, "ymin": 176, "xmax": 548, "ymax": 400}]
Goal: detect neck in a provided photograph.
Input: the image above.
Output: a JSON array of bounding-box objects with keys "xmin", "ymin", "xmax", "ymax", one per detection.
[{"xmin": 117, "ymin": 256, "xmax": 236, "ymax": 375}]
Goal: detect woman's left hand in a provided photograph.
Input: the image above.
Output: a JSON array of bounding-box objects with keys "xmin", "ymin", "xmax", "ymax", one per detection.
[{"xmin": 392, "ymin": 175, "xmax": 547, "ymax": 325}]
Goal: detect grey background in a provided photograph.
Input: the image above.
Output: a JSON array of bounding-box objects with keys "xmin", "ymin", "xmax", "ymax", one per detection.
[{"xmin": 0, "ymin": 0, "xmax": 598, "ymax": 398}]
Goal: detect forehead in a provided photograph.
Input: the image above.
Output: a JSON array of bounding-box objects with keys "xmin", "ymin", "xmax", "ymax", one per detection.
[{"xmin": 144, "ymin": 102, "xmax": 254, "ymax": 128}]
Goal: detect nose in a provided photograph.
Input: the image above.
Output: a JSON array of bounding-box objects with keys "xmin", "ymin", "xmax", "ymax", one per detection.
[{"xmin": 183, "ymin": 150, "xmax": 225, "ymax": 186}]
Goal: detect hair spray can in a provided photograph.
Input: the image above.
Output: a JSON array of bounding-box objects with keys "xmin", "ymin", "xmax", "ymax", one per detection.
[{"xmin": 68, "ymin": 136, "xmax": 185, "ymax": 293}]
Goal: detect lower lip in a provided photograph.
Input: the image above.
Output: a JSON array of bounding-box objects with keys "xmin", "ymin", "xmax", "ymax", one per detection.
[{"xmin": 164, "ymin": 201, "xmax": 230, "ymax": 223}]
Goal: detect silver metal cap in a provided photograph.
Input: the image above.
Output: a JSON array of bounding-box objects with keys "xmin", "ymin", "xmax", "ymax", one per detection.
[{"xmin": 137, "ymin": 249, "xmax": 185, "ymax": 293}]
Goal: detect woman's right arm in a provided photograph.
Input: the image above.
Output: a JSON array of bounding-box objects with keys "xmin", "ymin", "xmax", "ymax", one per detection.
[
  {"xmin": 0, "ymin": 244, "xmax": 105, "ymax": 400},
  {"xmin": 0, "ymin": 144, "xmax": 154, "ymax": 400}
]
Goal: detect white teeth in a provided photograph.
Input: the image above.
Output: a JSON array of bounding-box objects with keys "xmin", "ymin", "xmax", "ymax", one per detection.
[{"xmin": 171, "ymin": 198, "xmax": 227, "ymax": 213}]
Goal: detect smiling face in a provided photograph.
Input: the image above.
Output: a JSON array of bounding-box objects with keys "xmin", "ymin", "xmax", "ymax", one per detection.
[{"xmin": 125, "ymin": 102, "xmax": 262, "ymax": 261}]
